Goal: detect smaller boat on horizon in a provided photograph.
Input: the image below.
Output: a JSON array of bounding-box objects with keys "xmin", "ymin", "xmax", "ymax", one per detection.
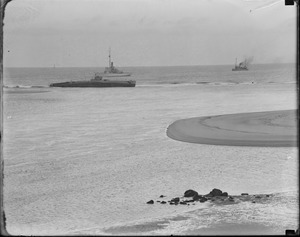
[
  {"xmin": 49, "ymin": 73, "xmax": 136, "ymax": 88},
  {"xmin": 232, "ymin": 58, "xmax": 249, "ymax": 71},
  {"xmin": 100, "ymin": 48, "xmax": 131, "ymax": 77}
]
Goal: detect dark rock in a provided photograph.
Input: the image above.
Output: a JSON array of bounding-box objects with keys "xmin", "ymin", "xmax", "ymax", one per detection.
[
  {"xmin": 204, "ymin": 193, "xmax": 213, "ymax": 197},
  {"xmin": 241, "ymin": 193, "xmax": 249, "ymax": 196},
  {"xmin": 161, "ymin": 201, "xmax": 166, "ymax": 204},
  {"xmin": 184, "ymin": 189, "xmax": 199, "ymax": 197},
  {"xmin": 216, "ymin": 196, "xmax": 225, "ymax": 199},
  {"xmin": 221, "ymin": 192, "xmax": 228, "ymax": 197},
  {"xmin": 209, "ymin": 188, "xmax": 223, "ymax": 197},
  {"xmin": 255, "ymin": 196, "xmax": 262, "ymax": 199},
  {"xmin": 229, "ymin": 196, "xmax": 234, "ymax": 199},
  {"xmin": 171, "ymin": 197, "xmax": 180, "ymax": 203},
  {"xmin": 170, "ymin": 202, "xmax": 175, "ymax": 205},
  {"xmin": 180, "ymin": 202, "xmax": 187, "ymax": 205},
  {"xmin": 186, "ymin": 199, "xmax": 195, "ymax": 202},
  {"xmin": 199, "ymin": 197, "xmax": 208, "ymax": 203},
  {"xmin": 159, "ymin": 195, "xmax": 165, "ymax": 198},
  {"xmin": 252, "ymin": 201, "xmax": 256, "ymax": 203},
  {"xmin": 193, "ymin": 195, "xmax": 202, "ymax": 201},
  {"xmin": 157, "ymin": 201, "xmax": 161, "ymax": 202},
  {"xmin": 147, "ymin": 200, "xmax": 154, "ymax": 204},
  {"xmin": 266, "ymin": 195, "xmax": 270, "ymax": 197}
]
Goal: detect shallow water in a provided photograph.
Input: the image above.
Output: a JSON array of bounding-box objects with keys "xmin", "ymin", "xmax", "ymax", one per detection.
[{"xmin": 2, "ymin": 64, "xmax": 298, "ymax": 235}]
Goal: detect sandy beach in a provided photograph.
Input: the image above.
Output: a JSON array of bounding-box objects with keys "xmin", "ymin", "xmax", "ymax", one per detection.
[{"xmin": 167, "ymin": 110, "xmax": 297, "ymax": 147}]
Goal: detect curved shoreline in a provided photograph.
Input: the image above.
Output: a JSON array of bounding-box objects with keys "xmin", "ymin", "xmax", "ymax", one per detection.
[{"xmin": 167, "ymin": 110, "xmax": 298, "ymax": 147}]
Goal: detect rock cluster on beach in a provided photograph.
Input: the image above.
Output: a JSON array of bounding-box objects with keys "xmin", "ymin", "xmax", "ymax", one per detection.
[{"xmin": 147, "ymin": 188, "xmax": 272, "ymax": 206}]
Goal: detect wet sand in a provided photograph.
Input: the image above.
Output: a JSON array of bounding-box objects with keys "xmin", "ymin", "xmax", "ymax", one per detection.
[
  {"xmin": 185, "ymin": 222, "xmax": 281, "ymax": 235},
  {"xmin": 102, "ymin": 221, "xmax": 279, "ymax": 236},
  {"xmin": 167, "ymin": 110, "xmax": 298, "ymax": 147}
]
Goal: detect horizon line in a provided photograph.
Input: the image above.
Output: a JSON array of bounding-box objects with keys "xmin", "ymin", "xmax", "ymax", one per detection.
[{"xmin": 3, "ymin": 62, "xmax": 296, "ymax": 69}]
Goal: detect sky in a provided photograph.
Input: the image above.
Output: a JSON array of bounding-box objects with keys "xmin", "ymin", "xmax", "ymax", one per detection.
[{"xmin": 3, "ymin": 0, "xmax": 297, "ymax": 67}]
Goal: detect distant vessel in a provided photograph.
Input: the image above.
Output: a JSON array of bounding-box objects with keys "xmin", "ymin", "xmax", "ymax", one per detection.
[
  {"xmin": 101, "ymin": 48, "xmax": 131, "ymax": 77},
  {"xmin": 232, "ymin": 58, "xmax": 248, "ymax": 71},
  {"xmin": 49, "ymin": 73, "xmax": 136, "ymax": 88}
]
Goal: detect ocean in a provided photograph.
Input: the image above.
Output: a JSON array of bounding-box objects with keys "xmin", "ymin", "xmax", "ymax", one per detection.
[{"xmin": 2, "ymin": 64, "xmax": 298, "ymax": 235}]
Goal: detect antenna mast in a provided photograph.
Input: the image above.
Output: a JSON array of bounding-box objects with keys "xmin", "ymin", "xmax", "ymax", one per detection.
[{"xmin": 109, "ymin": 47, "xmax": 111, "ymax": 67}]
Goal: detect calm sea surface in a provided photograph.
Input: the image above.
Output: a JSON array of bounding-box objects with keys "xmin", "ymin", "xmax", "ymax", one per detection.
[
  {"xmin": 3, "ymin": 63, "xmax": 296, "ymax": 87},
  {"xmin": 2, "ymin": 64, "xmax": 298, "ymax": 235}
]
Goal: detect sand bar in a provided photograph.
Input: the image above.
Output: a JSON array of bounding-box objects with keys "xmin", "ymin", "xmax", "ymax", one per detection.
[{"xmin": 167, "ymin": 110, "xmax": 298, "ymax": 147}]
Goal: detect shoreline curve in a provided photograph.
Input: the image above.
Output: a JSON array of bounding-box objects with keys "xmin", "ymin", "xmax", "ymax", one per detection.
[{"xmin": 167, "ymin": 110, "xmax": 298, "ymax": 147}]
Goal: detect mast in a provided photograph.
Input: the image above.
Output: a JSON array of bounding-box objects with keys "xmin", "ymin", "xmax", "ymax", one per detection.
[
  {"xmin": 109, "ymin": 47, "xmax": 111, "ymax": 67},
  {"xmin": 235, "ymin": 58, "xmax": 237, "ymax": 67}
]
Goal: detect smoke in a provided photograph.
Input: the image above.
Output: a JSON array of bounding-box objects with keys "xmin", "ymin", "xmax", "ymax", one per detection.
[
  {"xmin": 244, "ymin": 56, "xmax": 254, "ymax": 66},
  {"xmin": 240, "ymin": 56, "xmax": 254, "ymax": 67}
]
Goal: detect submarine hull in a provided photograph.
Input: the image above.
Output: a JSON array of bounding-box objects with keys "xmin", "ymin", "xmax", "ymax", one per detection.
[{"xmin": 50, "ymin": 80, "xmax": 136, "ymax": 88}]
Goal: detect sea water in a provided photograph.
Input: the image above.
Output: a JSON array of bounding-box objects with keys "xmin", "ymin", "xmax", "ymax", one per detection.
[{"xmin": 2, "ymin": 64, "xmax": 298, "ymax": 235}]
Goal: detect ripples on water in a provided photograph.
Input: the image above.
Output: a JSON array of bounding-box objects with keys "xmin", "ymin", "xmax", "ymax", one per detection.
[{"xmin": 2, "ymin": 64, "xmax": 298, "ymax": 235}]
